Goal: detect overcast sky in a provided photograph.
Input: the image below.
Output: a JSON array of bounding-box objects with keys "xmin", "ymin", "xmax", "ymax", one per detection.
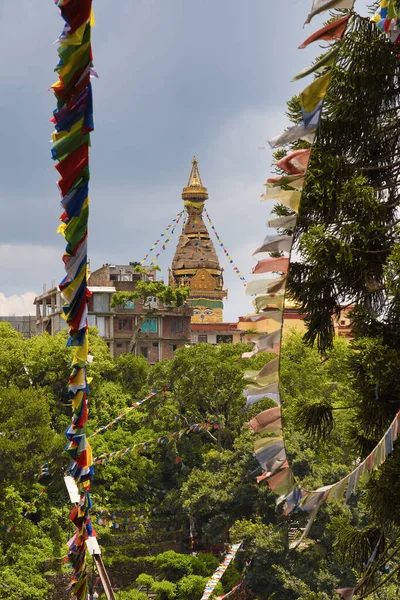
[{"xmin": 0, "ymin": 0, "xmax": 369, "ymax": 319}]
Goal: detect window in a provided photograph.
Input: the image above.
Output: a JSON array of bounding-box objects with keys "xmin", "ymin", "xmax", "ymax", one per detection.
[
  {"xmin": 140, "ymin": 346, "xmax": 149, "ymax": 358},
  {"xmin": 340, "ymin": 320, "xmax": 346, "ymax": 325},
  {"xmin": 87, "ymin": 314, "xmax": 96, "ymax": 327},
  {"xmin": 216, "ymin": 335, "xmax": 233, "ymax": 344},
  {"xmin": 110, "ymin": 274, "xmax": 118, "ymax": 281},
  {"xmin": 152, "ymin": 342, "xmax": 159, "ymax": 348},
  {"xmin": 169, "ymin": 344, "xmax": 178, "ymax": 352},
  {"xmin": 97, "ymin": 316, "xmax": 106, "ymax": 337},
  {"xmin": 119, "ymin": 273, "xmax": 132, "ymax": 282},
  {"xmin": 141, "ymin": 318, "xmax": 157, "ymax": 333},
  {"xmin": 116, "ymin": 343, "xmax": 123, "ymax": 348},
  {"xmin": 118, "ymin": 318, "xmax": 133, "ymax": 331},
  {"xmin": 93, "ymin": 293, "xmax": 110, "ymax": 313},
  {"xmin": 198, "ymin": 335, "xmax": 208, "ymax": 343},
  {"xmin": 171, "ymin": 320, "xmax": 184, "ymax": 333}
]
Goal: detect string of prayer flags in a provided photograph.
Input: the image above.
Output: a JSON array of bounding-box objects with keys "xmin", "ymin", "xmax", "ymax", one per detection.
[
  {"xmin": 245, "ymin": 0, "xmax": 358, "ymax": 549},
  {"xmin": 371, "ymin": 0, "xmax": 400, "ymax": 39},
  {"xmin": 285, "ymin": 410, "xmax": 400, "ymax": 549},
  {"xmin": 88, "ymin": 389, "xmax": 165, "ymax": 439},
  {"xmin": 200, "ymin": 542, "xmax": 242, "ymax": 600},
  {"xmin": 141, "ymin": 212, "xmax": 184, "ymax": 265},
  {"xmin": 299, "ymin": 15, "xmax": 350, "ymax": 48},
  {"xmin": 204, "ymin": 209, "xmax": 247, "ymax": 285},
  {"xmin": 93, "ymin": 423, "xmax": 220, "ymax": 465},
  {"xmin": 216, "ymin": 560, "xmax": 251, "ymax": 600},
  {"xmin": 52, "ymin": 1, "xmax": 96, "ymax": 597}
]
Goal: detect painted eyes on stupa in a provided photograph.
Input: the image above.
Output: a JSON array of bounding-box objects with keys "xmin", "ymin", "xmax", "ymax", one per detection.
[{"xmin": 193, "ymin": 308, "xmax": 214, "ymax": 316}]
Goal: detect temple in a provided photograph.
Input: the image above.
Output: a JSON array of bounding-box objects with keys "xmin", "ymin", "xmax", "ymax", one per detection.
[{"xmin": 169, "ymin": 157, "xmax": 227, "ymax": 323}]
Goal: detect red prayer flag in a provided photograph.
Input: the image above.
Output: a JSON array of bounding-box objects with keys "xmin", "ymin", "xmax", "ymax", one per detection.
[{"xmin": 299, "ymin": 15, "xmax": 349, "ymax": 49}]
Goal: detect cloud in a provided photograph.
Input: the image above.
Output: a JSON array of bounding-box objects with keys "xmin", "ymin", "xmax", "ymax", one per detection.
[{"xmin": 0, "ymin": 292, "xmax": 37, "ymax": 317}]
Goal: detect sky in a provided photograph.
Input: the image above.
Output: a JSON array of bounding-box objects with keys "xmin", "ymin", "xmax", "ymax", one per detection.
[{"xmin": 0, "ymin": 0, "xmax": 369, "ymax": 320}]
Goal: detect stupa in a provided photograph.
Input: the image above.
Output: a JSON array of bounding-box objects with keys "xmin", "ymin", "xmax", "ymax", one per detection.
[{"xmin": 169, "ymin": 157, "xmax": 227, "ymax": 323}]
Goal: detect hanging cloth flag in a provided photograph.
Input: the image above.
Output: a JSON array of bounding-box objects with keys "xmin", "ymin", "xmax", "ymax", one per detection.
[
  {"xmin": 267, "ymin": 174, "xmax": 305, "ymax": 190},
  {"xmin": 268, "ymin": 122, "xmax": 317, "ymax": 148},
  {"xmin": 267, "ymin": 466, "xmax": 295, "ymax": 496},
  {"xmin": 252, "ymin": 257, "xmax": 289, "ymax": 275},
  {"xmin": 253, "ymin": 294, "xmax": 286, "ymax": 312},
  {"xmin": 257, "ymin": 356, "xmax": 280, "ymax": 378},
  {"xmin": 261, "ymin": 189, "xmax": 301, "ymax": 212},
  {"xmin": 249, "ymin": 407, "xmax": 282, "ymax": 433},
  {"xmin": 335, "ymin": 589, "xmax": 356, "ymax": 600},
  {"xmin": 292, "ymin": 47, "xmax": 338, "ymax": 81},
  {"xmin": 275, "ymin": 149, "xmax": 312, "ymax": 175},
  {"xmin": 299, "ymin": 70, "xmax": 332, "ymax": 119},
  {"xmin": 245, "ymin": 391, "xmax": 281, "ymax": 407},
  {"xmin": 254, "ymin": 437, "xmax": 286, "ymax": 474},
  {"xmin": 200, "ymin": 543, "xmax": 242, "ymax": 600},
  {"xmin": 268, "ymin": 215, "xmax": 298, "ymax": 230},
  {"xmin": 245, "ymin": 276, "xmax": 287, "ymax": 296},
  {"xmin": 299, "ymin": 15, "xmax": 350, "ymax": 48},
  {"xmin": 254, "ymin": 330, "xmax": 282, "ymax": 351},
  {"xmin": 253, "ymin": 235, "xmax": 293, "ymax": 255},
  {"xmin": 305, "ymin": 0, "xmax": 354, "ymax": 25}
]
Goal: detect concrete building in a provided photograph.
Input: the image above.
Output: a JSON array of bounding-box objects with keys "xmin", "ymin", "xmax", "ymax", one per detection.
[
  {"xmin": 35, "ymin": 263, "xmax": 193, "ymax": 362},
  {"xmin": 0, "ymin": 316, "xmax": 36, "ymax": 339}
]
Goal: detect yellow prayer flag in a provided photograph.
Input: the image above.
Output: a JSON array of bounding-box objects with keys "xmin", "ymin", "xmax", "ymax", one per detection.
[{"xmin": 299, "ymin": 70, "xmax": 332, "ymax": 114}]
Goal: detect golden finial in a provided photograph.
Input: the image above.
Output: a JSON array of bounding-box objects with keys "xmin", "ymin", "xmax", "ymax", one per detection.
[{"xmin": 182, "ymin": 156, "xmax": 209, "ymax": 201}]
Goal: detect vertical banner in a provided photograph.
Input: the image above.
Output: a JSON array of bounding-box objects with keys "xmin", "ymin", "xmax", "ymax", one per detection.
[{"xmin": 51, "ymin": 2, "xmax": 96, "ymax": 598}]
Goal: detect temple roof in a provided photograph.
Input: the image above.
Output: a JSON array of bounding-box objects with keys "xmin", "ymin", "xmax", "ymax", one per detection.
[{"xmin": 181, "ymin": 157, "xmax": 209, "ymax": 201}]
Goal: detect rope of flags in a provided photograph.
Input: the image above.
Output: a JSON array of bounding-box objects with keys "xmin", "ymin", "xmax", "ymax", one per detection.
[
  {"xmin": 204, "ymin": 209, "xmax": 247, "ymax": 286},
  {"xmin": 200, "ymin": 542, "xmax": 242, "ymax": 600},
  {"xmin": 93, "ymin": 423, "xmax": 219, "ymax": 466},
  {"xmin": 88, "ymin": 388, "xmax": 167, "ymax": 439},
  {"xmin": 243, "ymin": 0, "xmax": 351, "ymax": 547},
  {"xmin": 140, "ymin": 212, "xmax": 184, "ymax": 265},
  {"xmin": 244, "ymin": 4, "xmax": 400, "ymax": 599},
  {"xmin": 51, "ymin": 2, "xmax": 96, "ymax": 598},
  {"xmin": 216, "ymin": 560, "xmax": 251, "ymax": 600}
]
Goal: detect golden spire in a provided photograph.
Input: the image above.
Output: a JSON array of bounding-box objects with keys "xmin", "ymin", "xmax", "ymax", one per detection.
[{"xmin": 182, "ymin": 156, "xmax": 209, "ymax": 201}]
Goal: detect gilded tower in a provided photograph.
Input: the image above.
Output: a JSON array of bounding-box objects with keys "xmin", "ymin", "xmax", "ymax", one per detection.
[{"xmin": 169, "ymin": 157, "xmax": 227, "ymax": 324}]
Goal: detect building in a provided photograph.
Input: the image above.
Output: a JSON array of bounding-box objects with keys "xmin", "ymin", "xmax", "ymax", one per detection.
[
  {"xmin": 35, "ymin": 263, "xmax": 193, "ymax": 361},
  {"xmin": 190, "ymin": 306, "xmax": 354, "ymax": 347},
  {"xmin": 0, "ymin": 316, "xmax": 36, "ymax": 339},
  {"xmin": 169, "ymin": 157, "xmax": 227, "ymax": 324}
]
